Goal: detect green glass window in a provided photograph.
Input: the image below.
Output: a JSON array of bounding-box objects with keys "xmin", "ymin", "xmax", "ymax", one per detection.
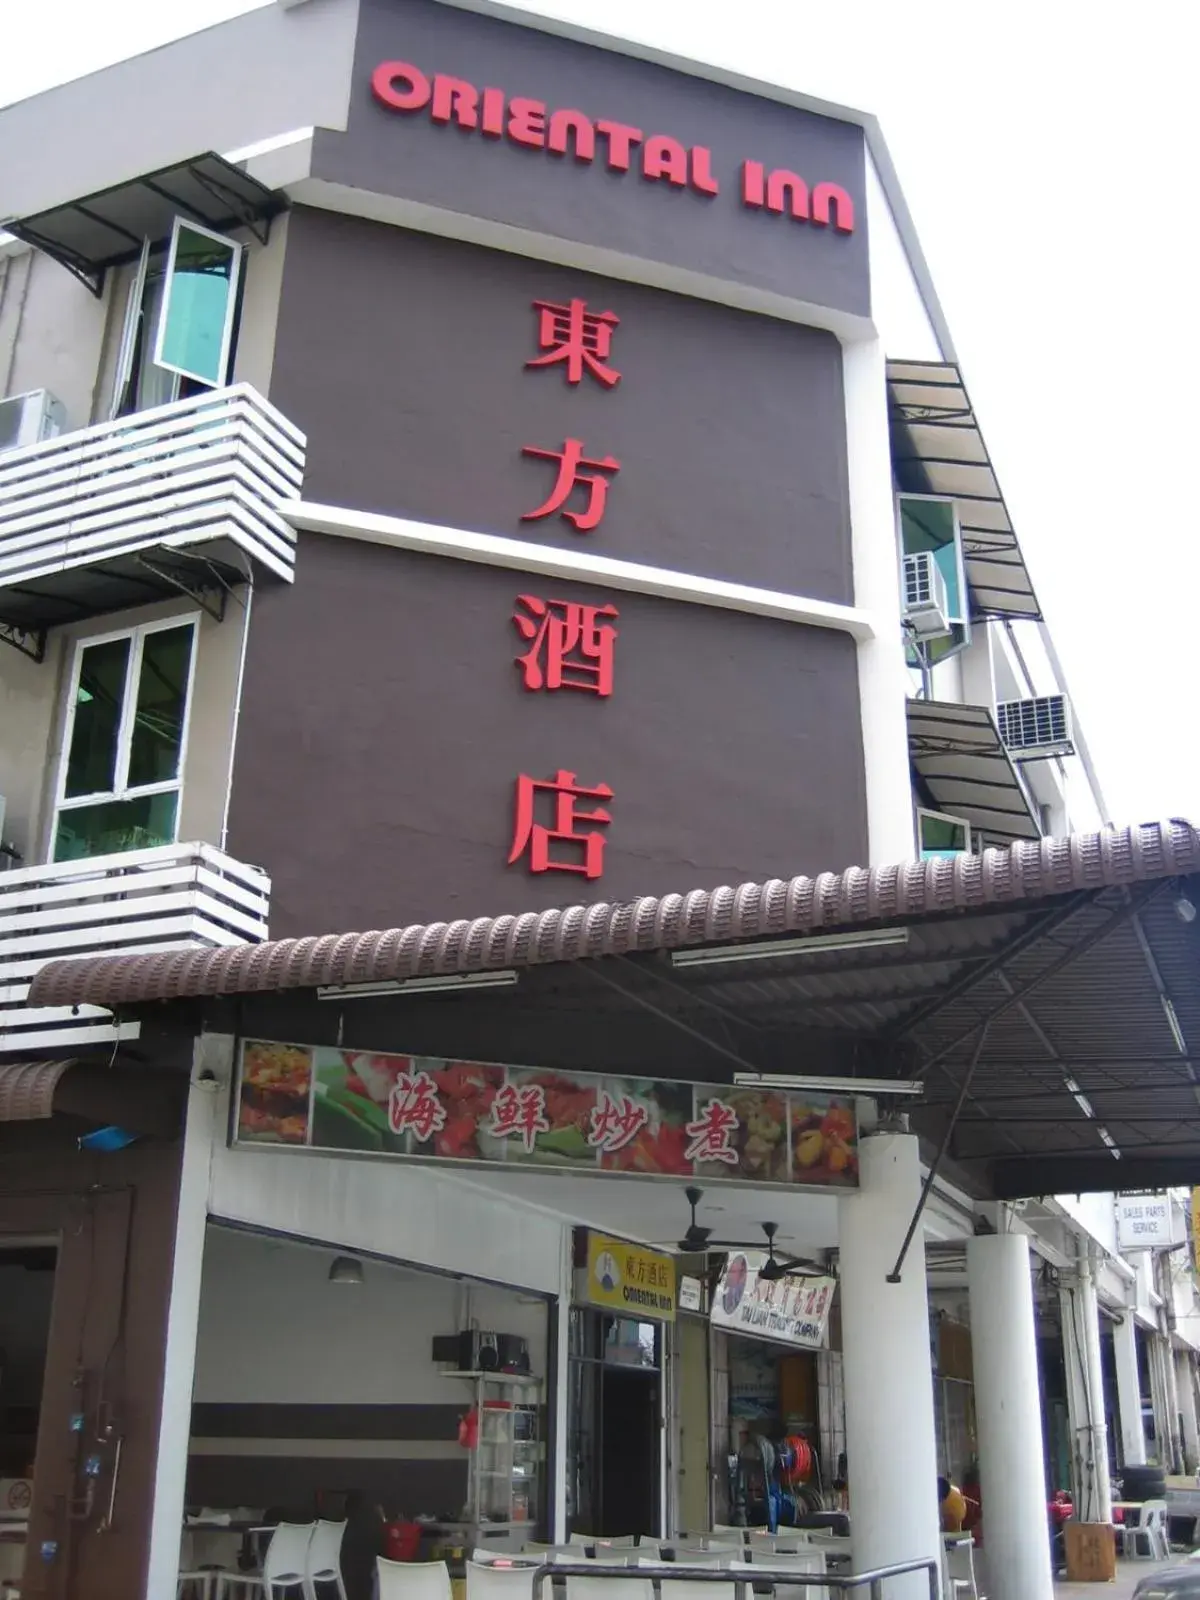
[
  {"xmin": 54, "ymin": 621, "xmax": 195, "ymax": 863},
  {"xmin": 154, "ymin": 220, "xmax": 241, "ymax": 388},
  {"xmin": 918, "ymin": 809, "xmax": 972, "ymax": 860}
]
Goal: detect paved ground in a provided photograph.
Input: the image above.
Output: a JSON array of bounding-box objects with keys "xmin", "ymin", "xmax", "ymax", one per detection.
[{"xmin": 1054, "ymin": 1556, "xmax": 1183, "ymax": 1597}]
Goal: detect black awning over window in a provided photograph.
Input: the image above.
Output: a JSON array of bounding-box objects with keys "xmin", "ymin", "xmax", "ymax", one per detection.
[{"xmin": 5, "ymin": 152, "xmax": 287, "ymax": 295}]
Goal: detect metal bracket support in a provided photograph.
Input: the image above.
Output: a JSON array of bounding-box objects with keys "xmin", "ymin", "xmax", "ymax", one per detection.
[
  {"xmin": 134, "ymin": 554, "xmax": 228, "ymax": 624},
  {"xmin": 0, "ymin": 620, "xmax": 47, "ymax": 662}
]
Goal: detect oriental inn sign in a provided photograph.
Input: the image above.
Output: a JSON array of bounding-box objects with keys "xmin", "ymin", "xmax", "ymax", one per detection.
[{"xmin": 371, "ymin": 61, "xmax": 857, "ymax": 235}]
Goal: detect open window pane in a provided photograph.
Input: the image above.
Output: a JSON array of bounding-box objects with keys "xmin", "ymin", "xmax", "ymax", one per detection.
[
  {"xmin": 52, "ymin": 791, "xmax": 179, "ymax": 863},
  {"xmin": 919, "ymin": 809, "xmax": 971, "ymax": 860},
  {"xmin": 900, "ymin": 498, "xmax": 965, "ymax": 624},
  {"xmin": 155, "ymin": 221, "xmax": 240, "ymax": 387},
  {"xmin": 127, "ymin": 624, "xmax": 193, "ymax": 787},
  {"xmin": 63, "ymin": 637, "xmax": 131, "ymax": 799}
]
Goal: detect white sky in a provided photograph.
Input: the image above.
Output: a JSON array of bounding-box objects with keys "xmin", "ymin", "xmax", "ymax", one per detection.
[{"xmin": 4, "ymin": 1, "xmax": 1198, "ymax": 826}]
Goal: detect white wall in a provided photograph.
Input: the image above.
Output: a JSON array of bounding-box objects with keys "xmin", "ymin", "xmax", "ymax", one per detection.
[
  {"xmin": 864, "ymin": 152, "xmax": 943, "ymax": 362},
  {"xmin": 193, "ymin": 1225, "xmax": 548, "ymax": 1405},
  {"xmin": 1054, "ymin": 1192, "xmax": 1119, "ymax": 1258}
]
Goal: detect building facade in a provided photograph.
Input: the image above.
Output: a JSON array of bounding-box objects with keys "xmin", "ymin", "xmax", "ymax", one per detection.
[{"xmin": 1, "ymin": 5, "xmax": 1197, "ymax": 1600}]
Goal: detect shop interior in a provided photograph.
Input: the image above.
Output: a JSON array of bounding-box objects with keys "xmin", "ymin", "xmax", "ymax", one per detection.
[
  {"xmin": 567, "ymin": 1310, "xmax": 663, "ymax": 1538},
  {"xmin": 183, "ymin": 1224, "xmax": 549, "ymax": 1581},
  {"xmin": 0, "ymin": 1243, "xmax": 56, "ymax": 1589}
]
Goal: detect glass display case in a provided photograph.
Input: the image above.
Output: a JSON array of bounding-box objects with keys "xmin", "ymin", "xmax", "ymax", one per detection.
[{"xmin": 461, "ymin": 1373, "xmax": 542, "ymax": 1537}]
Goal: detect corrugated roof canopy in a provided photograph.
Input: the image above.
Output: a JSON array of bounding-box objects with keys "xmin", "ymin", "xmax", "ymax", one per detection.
[
  {"xmin": 908, "ymin": 699, "xmax": 1040, "ymax": 843},
  {"xmin": 888, "ymin": 359, "xmax": 1040, "ymax": 621},
  {"xmin": 28, "ymin": 822, "xmax": 1200, "ymax": 1198},
  {"xmin": 5, "ymin": 153, "xmax": 286, "ymax": 296}
]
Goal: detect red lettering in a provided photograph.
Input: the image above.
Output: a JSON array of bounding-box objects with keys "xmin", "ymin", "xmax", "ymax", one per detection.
[
  {"xmin": 371, "ymin": 61, "xmax": 431, "ymax": 113},
  {"xmin": 508, "ymin": 97, "xmax": 547, "ymax": 149},
  {"xmin": 595, "ymin": 119, "xmax": 643, "ymax": 172},
  {"xmin": 480, "ymin": 86, "xmax": 506, "ymax": 139},
  {"xmin": 689, "ymin": 145, "xmax": 720, "ymax": 196},
  {"xmin": 431, "ymin": 74, "xmax": 479, "ymax": 129},
  {"xmin": 547, "ymin": 107, "xmax": 596, "ymax": 164},
  {"xmin": 741, "ymin": 158, "xmax": 766, "ymax": 208},
  {"xmin": 766, "ymin": 168, "xmax": 809, "ymax": 220},
  {"xmin": 642, "ymin": 134, "xmax": 688, "ymax": 187},
  {"xmin": 813, "ymin": 181, "xmax": 855, "ymax": 233}
]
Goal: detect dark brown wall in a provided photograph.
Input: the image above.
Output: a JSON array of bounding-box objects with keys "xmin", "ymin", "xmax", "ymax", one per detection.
[
  {"xmin": 0, "ymin": 1120, "xmax": 184, "ymax": 1600},
  {"xmin": 318, "ymin": 0, "xmax": 869, "ymax": 318},
  {"xmin": 270, "ymin": 208, "xmax": 853, "ymax": 602},
  {"xmin": 224, "ymin": 534, "xmax": 868, "ymax": 936}
]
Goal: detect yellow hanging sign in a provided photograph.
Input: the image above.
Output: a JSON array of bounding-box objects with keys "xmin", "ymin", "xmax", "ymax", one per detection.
[{"xmin": 585, "ymin": 1232, "xmax": 676, "ymax": 1322}]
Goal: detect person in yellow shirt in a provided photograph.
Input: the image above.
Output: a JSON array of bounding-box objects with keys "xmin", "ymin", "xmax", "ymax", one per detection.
[{"xmin": 938, "ymin": 1476, "xmax": 968, "ymax": 1533}]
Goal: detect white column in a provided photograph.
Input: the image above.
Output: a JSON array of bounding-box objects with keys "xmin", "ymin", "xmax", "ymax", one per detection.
[
  {"xmin": 1060, "ymin": 1259, "xmax": 1113, "ymax": 1523},
  {"xmin": 966, "ymin": 1231, "xmax": 1054, "ymax": 1600},
  {"xmin": 552, "ymin": 1226, "xmax": 571, "ymax": 1542},
  {"xmin": 144, "ymin": 1042, "xmax": 219, "ymax": 1600},
  {"xmin": 839, "ymin": 1132, "xmax": 941, "ymax": 1600},
  {"xmin": 1175, "ymin": 1350, "xmax": 1200, "ymax": 1472},
  {"xmin": 1113, "ymin": 1313, "xmax": 1148, "ymax": 1467},
  {"xmin": 843, "ymin": 336, "xmax": 916, "ymax": 867}
]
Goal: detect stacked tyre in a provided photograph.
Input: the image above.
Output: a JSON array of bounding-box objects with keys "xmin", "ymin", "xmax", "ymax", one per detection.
[{"xmin": 1117, "ymin": 1464, "xmax": 1168, "ymax": 1502}]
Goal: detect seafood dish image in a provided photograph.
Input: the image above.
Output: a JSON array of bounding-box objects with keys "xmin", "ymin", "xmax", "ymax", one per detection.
[{"xmin": 237, "ymin": 1041, "xmax": 313, "ymax": 1144}]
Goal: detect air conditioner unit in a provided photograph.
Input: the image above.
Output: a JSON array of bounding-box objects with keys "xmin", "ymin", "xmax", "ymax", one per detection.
[
  {"xmin": 0, "ymin": 389, "xmax": 66, "ymax": 455},
  {"xmin": 996, "ymin": 694, "xmax": 1075, "ymax": 758},
  {"xmin": 901, "ymin": 550, "xmax": 951, "ymax": 637}
]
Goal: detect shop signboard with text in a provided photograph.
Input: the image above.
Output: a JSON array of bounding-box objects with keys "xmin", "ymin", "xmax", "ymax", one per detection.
[
  {"xmin": 1116, "ymin": 1193, "xmax": 1177, "ymax": 1251},
  {"xmin": 234, "ymin": 1039, "xmax": 859, "ymax": 1189},
  {"xmin": 585, "ymin": 1232, "xmax": 676, "ymax": 1321},
  {"xmin": 711, "ymin": 1250, "xmax": 835, "ymax": 1350}
]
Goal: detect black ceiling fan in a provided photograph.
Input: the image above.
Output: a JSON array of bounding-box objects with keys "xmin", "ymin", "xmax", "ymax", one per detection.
[{"xmin": 667, "ymin": 1188, "xmax": 828, "ymax": 1281}]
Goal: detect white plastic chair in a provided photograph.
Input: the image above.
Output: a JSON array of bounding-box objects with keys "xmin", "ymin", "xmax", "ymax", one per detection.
[
  {"xmin": 1119, "ymin": 1501, "xmax": 1169, "ymax": 1560},
  {"xmin": 661, "ymin": 1576, "xmax": 737, "ymax": 1600},
  {"xmin": 737, "ymin": 1552, "xmax": 828, "ymax": 1600},
  {"xmin": 218, "ymin": 1524, "xmax": 315, "ymax": 1599},
  {"xmin": 564, "ymin": 1574, "xmax": 654, "ymax": 1600},
  {"xmin": 376, "ymin": 1559, "xmax": 453, "ymax": 1600},
  {"xmin": 305, "ymin": 1520, "xmax": 347, "ymax": 1600},
  {"xmin": 466, "ymin": 1560, "xmax": 545, "ymax": 1600},
  {"xmin": 661, "ymin": 1552, "xmax": 727, "ymax": 1570},
  {"xmin": 594, "ymin": 1538, "xmax": 638, "ymax": 1550}
]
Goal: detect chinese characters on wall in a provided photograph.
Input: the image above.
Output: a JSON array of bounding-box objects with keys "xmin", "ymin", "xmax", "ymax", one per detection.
[{"xmin": 509, "ymin": 296, "xmax": 625, "ymax": 880}]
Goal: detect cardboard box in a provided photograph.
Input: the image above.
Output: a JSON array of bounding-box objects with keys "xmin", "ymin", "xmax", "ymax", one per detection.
[{"xmin": 1063, "ymin": 1520, "xmax": 1117, "ymax": 1583}]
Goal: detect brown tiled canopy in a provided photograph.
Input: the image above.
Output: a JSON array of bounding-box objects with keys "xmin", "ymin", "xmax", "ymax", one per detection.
[{"xmin": 30, "ymin": 819, "xmax": 1200, "ymax": 1006}]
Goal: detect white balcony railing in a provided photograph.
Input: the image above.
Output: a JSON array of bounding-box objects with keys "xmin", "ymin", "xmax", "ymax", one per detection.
[
  {"xmin": 0, "ymin": 383, "xmax": 305, "ymax": 596},
  {"xmin": 0, "ymin": 841, "xmax": 270, "ymax": 1052}
]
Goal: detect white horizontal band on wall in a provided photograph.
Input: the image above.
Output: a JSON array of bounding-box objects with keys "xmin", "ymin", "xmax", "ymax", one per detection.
[{"xmin": 282, "ymin": 501, "xmax": 878, "ymax": 640}]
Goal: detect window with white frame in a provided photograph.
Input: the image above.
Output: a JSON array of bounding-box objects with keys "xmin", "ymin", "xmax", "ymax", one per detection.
[
  {"xmin": 917, "ymin": 807, "xmax": 972, "ymax": 861},
  {"xmin": 111, "ymin": 217, "xmax": 243, "ymax": 419},
  {"xmin": 52, "ymin": 618, "xmax": 197, "ymax": 863},
  {"xmin": 899, "ymin": 494, "xmax": 971, "ymax": 666}
]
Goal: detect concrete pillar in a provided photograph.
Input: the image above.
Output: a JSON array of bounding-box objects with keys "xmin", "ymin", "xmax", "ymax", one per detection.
[
  {"xmin": 967, "ymin": 1231, "xmax": 1054, "ymax": 1600},
  {"xmin": 839, "ymin": 1132, "xmax": 942, "ymax": 1600},
  {"xmin": 1175, "ymin": 1350, "xmax": 1200, "ymax": 1473},
  {"xmin": 842, "ymin": 337, "xmax": 917, "ymax": 867},
  {"xmin": 1060, "ymin": 1260, "xmax": 1113, "ymax": 1523},
  {"xmin": 1113, "ymin": 1313, "xmax": 1148, "ymax": 1467}
]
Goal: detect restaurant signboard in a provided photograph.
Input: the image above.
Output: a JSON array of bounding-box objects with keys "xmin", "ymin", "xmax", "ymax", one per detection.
[
  {"xmin": 233, "ymin": 1039, "xmax": 859, "ymax": 1190},
  {"xmin": 585, "ymin": 1232, "xmax": 676, "ymax": 1321},
  {"xmin": 710, "ymin": 1249, "xmax": 836, "ymax": 1350}
]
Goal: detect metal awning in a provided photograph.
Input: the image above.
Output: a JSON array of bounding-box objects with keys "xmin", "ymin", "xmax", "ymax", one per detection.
[
  {"xmin": 0, "ymin": 1060, "xmax": 74, "ymax": 1121},
  {"xmin": 887, "ymin": 359, "xmax": 1040, "ymax": 621},
  {"xmin": 907, "ymin": 699, "xmax": 1040, "ymax": 844},
  {"xmin": 4, "ymin": 153, "xmax": 287, "ymax": 296}
]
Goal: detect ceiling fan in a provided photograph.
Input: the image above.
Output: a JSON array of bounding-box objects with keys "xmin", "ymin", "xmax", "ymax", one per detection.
[{"xmin": 665, "ymin": 1187, "xmax": 828, "ymax": 1281}]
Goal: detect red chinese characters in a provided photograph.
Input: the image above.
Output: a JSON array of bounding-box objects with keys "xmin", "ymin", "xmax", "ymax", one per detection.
[
  {"xmin": 509, "ymin": 769, "xmax": 613, "ymax": 880},
  {"xmin": 521, "ymin": 437, "xmax": 620, "ymax": 532},
  {"xmin": 527, "ymin": 298, "xmax": 621, "ymax": 388},
  {"xmin": 513, "ymin": 595, "xmax": 618, "ymax": 696},
  {"xmin": 588, "ymin": 1092, "xmax": 650, "ymax": 1154},
  {"xmin": 488, "ymin": 1082, "xmax": 551, "ymax": 1153},
  {"xmin": 387, "ymin": 1069, "xmax": 448, "ymax": 1143},
  {"xmin": 685, "ymin": 1098, "xmax": 740, "ymax": 1166}
]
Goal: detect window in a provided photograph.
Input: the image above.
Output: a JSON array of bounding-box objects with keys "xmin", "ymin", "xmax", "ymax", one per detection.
[
  {"xmin": 899, "ymin": 495, "xmax": 970, "ymax": 664},
  {"xmin": 111, "ymin": 218, "xmax": 242, "ymax": 418},
  {"xmin": 52, "ymin": 619, "xmax": 197, "ymax": 862},
  {"xmin": 918, "ymin": 808, "xmax": 972, "ymax": 860}
]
